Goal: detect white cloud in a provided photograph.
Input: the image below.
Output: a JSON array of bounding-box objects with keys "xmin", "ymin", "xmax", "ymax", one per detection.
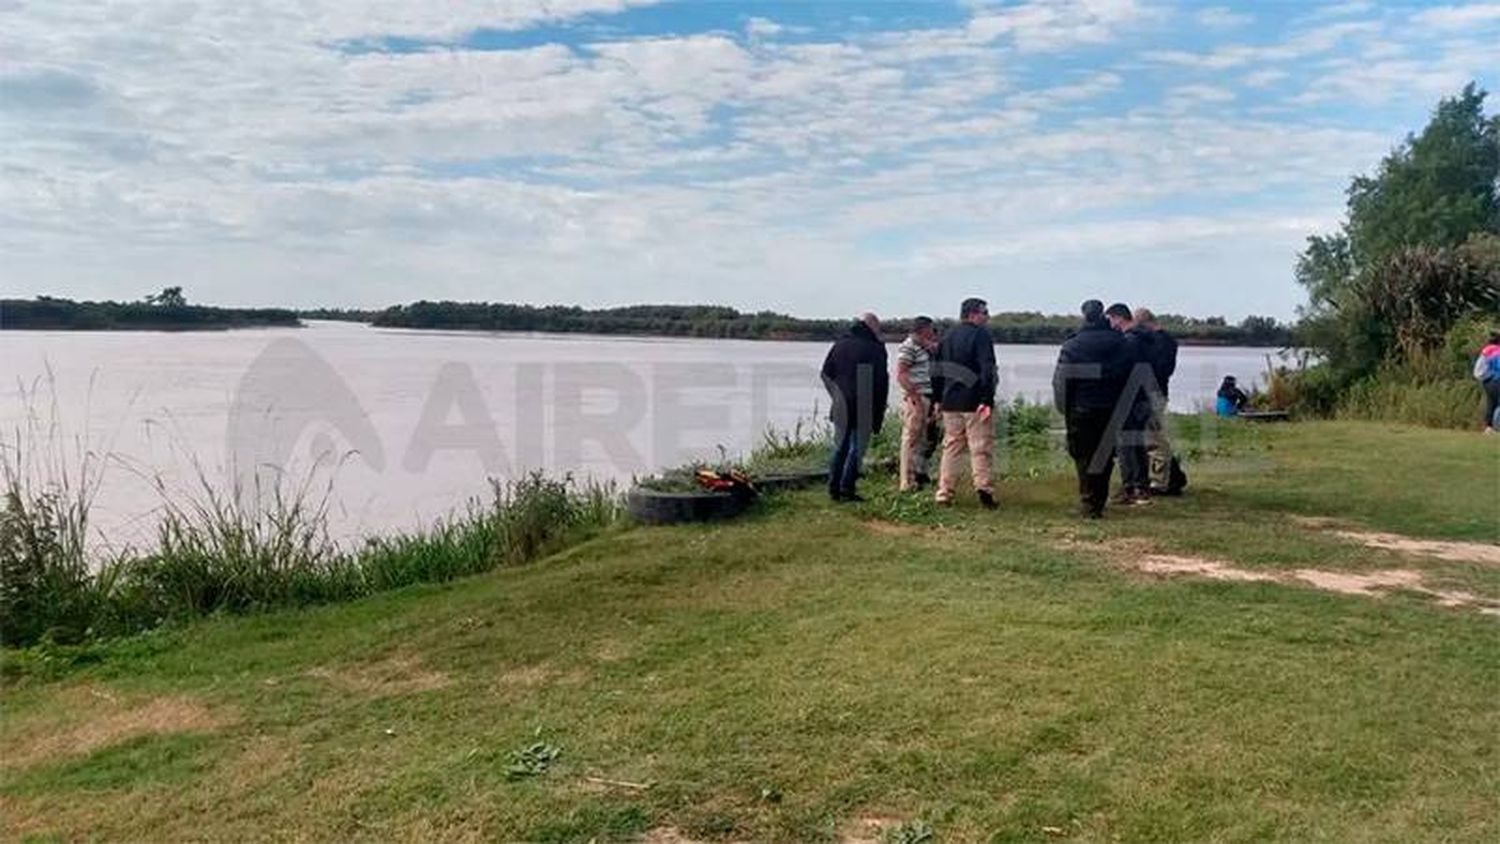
[
  {"xmin": 1161, "ymin": 84, "xmax": 1236, "ymax": 111},
  {"xmin": 1304, "ymin": 1, "xmax": 1374, "ymax": 20},
  {"xmin": 907, "ymin": 213, "xmax": 1329, "ymax": 270},
  {"xmin": 1196, "ymin": 6, "xmax": 1252, "ymax": 29},
  {"xmin": 744, "ymin": 17, "xmax": 783, "ymax": 38},
  {"xmin": 1143, "ymin": 21, "xmax": 1379, "ymax": 69},
  {"xmin": 1243, "ymin": 68, "xmax": 1288, "ymax": 88},
  {"xmin": 1411, "ymin": 3, "xmax": 1500, "ymax": 31},
  {"xmin": 967, "ymin": 0, "xmax": 1147, "ymax": 52},
  {"xmin": 0, "ymin": 0, "xmax": 1473, "ymax": 320},
  {"xmin": 1006, "ymin": 71, "xmax": 1122, "ymax": 109}
]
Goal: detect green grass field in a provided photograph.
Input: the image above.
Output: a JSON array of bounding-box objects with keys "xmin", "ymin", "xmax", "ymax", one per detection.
[{"xmin": 3, "ymin": 420, "xmax": 1498, "ymax": 842}]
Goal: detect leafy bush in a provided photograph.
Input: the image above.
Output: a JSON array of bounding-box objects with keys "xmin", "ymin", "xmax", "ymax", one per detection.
[{"xmin": 1258, "ymin": 360, "xmax": 1349, "ymax": 417}]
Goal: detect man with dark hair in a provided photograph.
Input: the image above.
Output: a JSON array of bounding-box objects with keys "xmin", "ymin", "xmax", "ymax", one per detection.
[
  {"xmin": 821, "ymin": 312, "xmax": 890, "ymax": 502},
  {"xmin": 896, "ymin": 315, "xmax": 940, "ymax": 491},
  {"xmin": 931, "ymin": 297, "xmax": 998, "ymax": 509},
  {"xmin": 1105, "ymin": 303, "xmax": 1154, "ymax": 506},
  {"xmin": 1134, "ymin": 307, "xmax": 1179, "ymax": 494},
  {"xmin": 1053, "ymin": 300, "xmax": 1131, "ymax": 518}
]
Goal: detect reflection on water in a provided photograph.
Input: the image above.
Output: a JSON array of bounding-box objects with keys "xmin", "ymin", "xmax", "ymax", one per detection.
[{"xmin": 1, "ymin": 321, "xmax": 1290, "ymax": 543}]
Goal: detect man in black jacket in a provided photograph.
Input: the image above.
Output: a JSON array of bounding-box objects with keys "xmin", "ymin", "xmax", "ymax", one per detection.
[
  {"xmin": 1134, "ymin": 308, "xmax": 1179, "ymax": 494},
  {"xmin": 930, "ymin": 297, "xmax": 998, "ymax": 509},
  {"xmin": 821, "ymin": 312, "xmax": 890, "ymax": 502},
  {"xmin": 1053, "ymin": 300, "xmax": 1131, "ymax": 518}
]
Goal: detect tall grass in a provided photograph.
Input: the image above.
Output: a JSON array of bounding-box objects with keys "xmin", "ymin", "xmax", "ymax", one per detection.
[
  {"xmin": 0, "ymin": 450, "xmax": 622, "ymax": 648},
  {"xmin": 1260, "ymin": 347, "xmax": 1488, "ymax": 430},
  {"xmin": 746, "ymin": 417, "xmax": 832, "ymax": 473},
  {"xmin": 1336, "ymin": 375, "xmax": 1485, "ymax": 429},
  {"xmin": 0, "ymin": 378, "xmax": 116, "ymax": 645}
]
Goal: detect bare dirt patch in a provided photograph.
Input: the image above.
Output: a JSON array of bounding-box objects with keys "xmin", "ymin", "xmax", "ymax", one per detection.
[
  {"xmin": 1138, "ymin": 555, "xmax": 1279, "ymax": 583},
  {"xmin": 225, "ymin": 735, "xmax": 299, "ymax": 790},
  {"xmin": 1128, "ymin": 554, "xmax": 1500, "ymax": 616},
  {"xmin": 591, "ymin": 638, "xmax": 635, "ymax": 662},
  {"xmin": 306, "ymin": 653, "xmax": 450, "ymax": 697},
  {"xmin": 495, "ymin": 664, "xmax": 558, "ymax": 688},
  {"xmin": 841, "ymin": 815, "xmax": 907, "ymax": 844},
  {"xmin": 3, "ymin": 691, "xmax": 229, "ymax": 769},
  {"xmin": 1292, "ymin": 516, "xmax": 1500, "ymax": 566},
  {"xmin": 1331, "ymin": 531, "xmax": 1500, "ymax": 566}
]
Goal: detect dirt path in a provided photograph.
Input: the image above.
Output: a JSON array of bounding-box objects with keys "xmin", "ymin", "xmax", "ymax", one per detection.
[
  {"xmin": 1134, "ymin": 554, "xmax": 1500, "ymax": 617},
  {"xmin": 1293, "ymin": 517, "xmax": 1500, "ymax": 566}
]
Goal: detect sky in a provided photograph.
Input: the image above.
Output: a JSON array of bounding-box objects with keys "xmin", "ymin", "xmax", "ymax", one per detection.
[{"xmin": 2, "ymin": 1, "xmax": 1498, "ymax": 321}]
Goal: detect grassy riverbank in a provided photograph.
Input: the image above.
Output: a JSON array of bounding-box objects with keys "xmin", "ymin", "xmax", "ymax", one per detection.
[{"xmin": 3, "ymin": 420, "xmax": 1498, "ymax": 841}]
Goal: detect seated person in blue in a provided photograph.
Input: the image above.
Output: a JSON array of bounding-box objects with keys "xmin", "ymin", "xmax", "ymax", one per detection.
[{"xmin": 1216, "ymin": 376, "xmax": 1249, "ymax": 417}]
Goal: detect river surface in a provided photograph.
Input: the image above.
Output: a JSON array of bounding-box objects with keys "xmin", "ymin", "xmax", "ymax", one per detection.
[{"xmin": 1, "ymin": 321, "xmax": 1287, "ymax": 546}]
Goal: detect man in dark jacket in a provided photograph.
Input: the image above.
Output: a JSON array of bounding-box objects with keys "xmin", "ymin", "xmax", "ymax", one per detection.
[
  {"xmin": 1134, "ymin": 308, "xmax": 1179, "ymax": 494},
  {"xmin": 930, "ymin": 297, "xmax": 998, "ymax": 509},
  {"xmin": 1107, "ymin": 302, "xmax": 1155, "ymax": 505},
  {"xmin": 821, "ymin": 312, "xmax": 890, "ymax": 502},
  {"xmin": 1053, "ymin": 300, "xmax": 1131, "ymax": 518}
]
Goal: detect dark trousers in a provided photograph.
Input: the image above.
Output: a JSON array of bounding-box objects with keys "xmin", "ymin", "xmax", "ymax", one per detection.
[
  {"xmin": 1117, "ymin": 403, "xmax": 1152, "ymax": 493},
  {"xmin": 1066, "ymin": 407, "xmax": 1118, "ymax": 516},
  {"xmin": 922, "ymin": 417, "xmax": 941, "ymax": 469},
  {"xmin": 1485, "ymin": 380, "xmax": 1500, "ymax": 429},
  {"xmin": 828, "ymin": 419, "xmax": 870, "ymax": 497}
]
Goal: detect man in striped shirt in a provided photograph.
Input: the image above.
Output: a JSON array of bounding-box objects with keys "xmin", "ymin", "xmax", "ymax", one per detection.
[{"xmin": 896, "ymin": 315, "xmax": 941, "ymax": 491}]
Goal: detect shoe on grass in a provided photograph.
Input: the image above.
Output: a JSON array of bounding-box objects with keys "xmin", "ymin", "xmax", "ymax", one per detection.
[{"xmin": 978, "ymin": 490, "xmax": 998, "ymax": 510}]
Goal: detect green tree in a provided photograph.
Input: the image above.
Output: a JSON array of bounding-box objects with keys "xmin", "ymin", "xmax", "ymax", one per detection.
[
  {"xmin": 1237, "ymin": 315, "xmax": 1284, "ymax": 344},
  {"xmin": 1296, "ymin": 83, "xmax": 1500, "ymax": 375},
  {"xmin": 1346, "ymin": 83, "xmax": 1500, "ymax": 267},
  {"xmin": 145, "ymin": 286, "xmax": 187, "ymax": 308}
]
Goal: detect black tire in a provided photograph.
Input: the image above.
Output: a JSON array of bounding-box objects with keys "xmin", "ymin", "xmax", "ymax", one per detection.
[{"xmin": 626, "ymin": 487, "xmax": 754, "ymax": 525}]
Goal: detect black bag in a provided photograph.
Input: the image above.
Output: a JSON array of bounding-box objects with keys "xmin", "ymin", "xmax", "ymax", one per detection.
[{"xmin": 1166, "ymin": 456, "xmax": 1188, "ymax": 496}]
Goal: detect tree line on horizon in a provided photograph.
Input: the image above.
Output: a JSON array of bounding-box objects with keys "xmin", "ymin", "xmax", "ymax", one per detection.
[
  {"xmin": 0, "ymin": 290, "xmax": 299, "ymax": 331},
  {"xmin": 363, "ymin": 301, "xmax": 1292, "ymax": 346},
  {"xmin": 1, "ymin": 295, "xmax": 1290, "ymax": 346}
]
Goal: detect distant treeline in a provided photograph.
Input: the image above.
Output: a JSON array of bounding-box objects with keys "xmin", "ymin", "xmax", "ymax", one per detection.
[
  {"xmin": 299, "ymin": 308, "xmax": 380, "ymax": 322},
  {"xmin": 0, "ymin": 295, "xmax": 301, "ymax": 331},
  {"xmin": 371, "ymin": 301, "xmax": 1292, "ymax": 346}
]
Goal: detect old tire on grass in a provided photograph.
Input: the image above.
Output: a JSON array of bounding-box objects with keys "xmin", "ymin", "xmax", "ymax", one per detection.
[{"xmin": 626, "ymin": 487, "xmax": 755, "ymax": 525}]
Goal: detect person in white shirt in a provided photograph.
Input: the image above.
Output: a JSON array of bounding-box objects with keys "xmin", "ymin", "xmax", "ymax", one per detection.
[{"xmin": 896, "ymin": 315, "xmax": 940, "ymax": 491}]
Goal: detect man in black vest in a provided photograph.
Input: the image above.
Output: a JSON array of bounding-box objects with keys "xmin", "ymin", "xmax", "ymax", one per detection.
[
  {"xmin": 1053, "ymin": 300, "xmax": 1131, "ymax": 518},
  {"xmin": 820, "ymin": 312, "xmax": 890, "ymax": 502}
]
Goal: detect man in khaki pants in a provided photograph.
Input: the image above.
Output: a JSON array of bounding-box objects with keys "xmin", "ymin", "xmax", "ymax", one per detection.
[
  {"xmin": 897, "ymin": 316, "xmax": 940, "ymax": 491},
  {"xmin": 931, "ymin": 298, "xmax": 998, "ymax": 509}
]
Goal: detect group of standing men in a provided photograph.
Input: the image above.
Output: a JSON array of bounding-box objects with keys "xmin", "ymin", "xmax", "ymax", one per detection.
[{"xmin": 820, "ymin": 298, "xmax": 1179, "ymax": 518}]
